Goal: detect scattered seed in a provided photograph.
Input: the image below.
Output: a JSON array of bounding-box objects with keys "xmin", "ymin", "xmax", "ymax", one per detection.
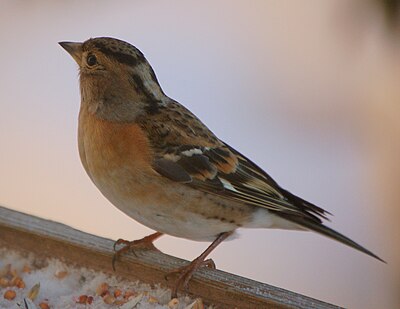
[
  {"xmin": 77, "ymin": 295, "xmax": 88, "ymax": 304},
  {"xmin": 148, "ymin": 295, "xmax": 159, "ymax": 303},
  {"xmin": 4, "ymin": 289, "xmax": 16, "ymax": 300},
  {"xmin": 39, "ymin": 302, "xmax": 50, "ymax": 309},
  {"xmin": 22, "ymin": 265, "xmax": 31, "ymax": 273},
  {"xmin": 54, "ymin": 271, "xmax": 68, "ymax": 279},
  {"xmin": 96, "ymin": 282, "xmax": 109, "ymax": 296},
  {"xmin": 11, "ymin": 276, "xmax": 25, "ymax": 289},
  {"xmin": 186, "ymin": 298, "xmax": 204, "ymax": 309},
  {"xmin": 0, "ymin": 277, "xmax": 9, "ymax": 287},
  {"xmin": 168, "ymin": 298, "xmax": 179, "ymax": 308},
  {"xmin": 103, "ymin": 294, "xmax": 116, "ymax": 304},
  {"xmin": 114, "ymin": 299, "xmax": 127, "ymax": 305},
  {"xmin": 114, "ymin": 288, "xmax": 122, "ymax": 298},
  {"xmin": 124, "ymin": 290, "xmax": 137, "ymax": 299},
  {"xmin": 28, "ymin": 283, "xmax": 40, "ymax": 301}
]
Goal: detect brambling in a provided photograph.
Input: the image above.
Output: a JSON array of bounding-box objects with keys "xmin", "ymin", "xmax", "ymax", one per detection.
[{"xmin": 59, "ymin": 37, "xmax": 384, "ymax": 297}]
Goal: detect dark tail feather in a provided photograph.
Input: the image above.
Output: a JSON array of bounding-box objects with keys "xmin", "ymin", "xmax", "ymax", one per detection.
[{"xmin": 280, "ymin": 215, "xmax": 386, "ymax": 263}]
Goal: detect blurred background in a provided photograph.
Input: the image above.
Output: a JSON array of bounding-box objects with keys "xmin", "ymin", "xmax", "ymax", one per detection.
[{"xmin": 0, "ymin": 1, "xmax": 399, "ymax": 308}]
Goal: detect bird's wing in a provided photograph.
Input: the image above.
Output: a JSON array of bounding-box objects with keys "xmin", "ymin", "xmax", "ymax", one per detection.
[
  {"xmin": 157, "ymin": 143, "xmax": 328, "ymax": 221},
  {"xmin": 138, "ymin": 100, "xmax": 385, "ymax": 262},
  {"xmin": 138, "ymin": 100, "xmax": 328, "ymax": 222}
]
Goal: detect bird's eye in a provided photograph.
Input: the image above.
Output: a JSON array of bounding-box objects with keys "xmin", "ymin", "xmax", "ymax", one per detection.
[{"xmin": 87, "ymin": 54, "xmax": 97, "ymax": 66}]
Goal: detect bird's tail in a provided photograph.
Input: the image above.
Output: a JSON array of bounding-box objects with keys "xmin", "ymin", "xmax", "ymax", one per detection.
[
  {"xmin": 293, "ymin": 218, "xmax": 386, "ymax": 264},
  {"xmin": 279, "ymin": 214, "xmax": 386, "ymax": 263},
  {"xmin": 277, "ymin": 187, "xmax": 385, "ymax": 263}
]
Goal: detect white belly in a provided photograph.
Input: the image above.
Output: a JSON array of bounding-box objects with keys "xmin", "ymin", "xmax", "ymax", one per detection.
[{"xmin": 91, "ymin": 169, "xmax": 241, "ymax": 241}]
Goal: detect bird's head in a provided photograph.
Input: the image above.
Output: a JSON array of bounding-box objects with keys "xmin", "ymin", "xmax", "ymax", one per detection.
[{"xmin": 59, "ymin": 37, "xmax": 165, "ymax": 122}]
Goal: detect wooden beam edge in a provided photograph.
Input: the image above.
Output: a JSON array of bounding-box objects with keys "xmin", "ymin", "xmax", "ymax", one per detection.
[{"xmin": 0, "ymin": 206, "xmax": 341, "ymax": 309}]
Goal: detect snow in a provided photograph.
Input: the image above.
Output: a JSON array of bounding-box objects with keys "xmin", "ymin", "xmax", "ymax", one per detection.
[{"xmin": 0, "ymin": 249, "xmax": 207, "ymax": 309}]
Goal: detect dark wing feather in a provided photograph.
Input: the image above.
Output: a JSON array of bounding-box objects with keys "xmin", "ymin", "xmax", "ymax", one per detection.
[
  {"xmin": 153, "ymin": 143, "xmax": 323, "ymax": 221},
  {"xmin": 152, "ymin": 143, "xmax": 385, "ymax": 262},
  {"xmin": 223, "ymin": 145, "xmax": 330, "ymax": 221},
  {"xmin": 138, "ymin": 100, "xmax": 384, "ymax": 262},
  {"xmin": 137, "ymin": 100, "xmax": 328, "ymax": 220},
  {"xmin": 153, "ymin": 158, "xmax": 192, "ymax": 183}
]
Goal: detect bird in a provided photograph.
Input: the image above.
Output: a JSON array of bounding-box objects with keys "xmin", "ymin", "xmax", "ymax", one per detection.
[{"xmin": 59, "ymin": 37, "xmax": 384, "ymax": 297}]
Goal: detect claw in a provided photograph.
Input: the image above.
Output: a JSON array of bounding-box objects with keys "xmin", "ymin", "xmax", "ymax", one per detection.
[
  {"xmin": 203, "ymin": 258, "xmax": 216, "ymax": 269},
  {"xmin": 167, "ymin": 232, "xmax": 232, "ymax": 298},
  {"xmin": 113, "ymin": 238, "xmax": 131, "ymax": 251},
  {"xmin": 112, "ymin": 254, "xmax": 118, "ymax": 272},
  {"xmin": 111, "ymin": 232, "xmax": 163, "ymax": 271},
  {"xmin": 165, "ymin": 258, "xmax": 215, "ymax": 282}
]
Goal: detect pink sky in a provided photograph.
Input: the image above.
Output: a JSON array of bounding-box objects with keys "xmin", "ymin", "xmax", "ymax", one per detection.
[{"xmin": 0, "ymin": 1, "xmax": 399, "ymax": 308}]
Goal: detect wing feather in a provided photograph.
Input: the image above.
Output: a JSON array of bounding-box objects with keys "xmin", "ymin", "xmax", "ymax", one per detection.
[
  {"xmin": 137, "ymin": 99, "xmax": 384, "ymax": 262},
  {"xmin": 137, "ymin": 100, "xmax": 329, "ymax": 222},
  {"xmin": 153, "ymin": 143, "xmax": 327, "ymax": 221}
]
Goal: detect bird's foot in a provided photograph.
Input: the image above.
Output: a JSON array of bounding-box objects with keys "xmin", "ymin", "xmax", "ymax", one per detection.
[
  {"xmin": 165, "ymin": 231, "xmax": 232, "ymax": 298},
  {"xmin": 166, "ymin": 258, "xmax": 216, "ymax": 298},
  {"xmin": 112, "ymin": 231, "xmax": 163, "ymax": 271}
]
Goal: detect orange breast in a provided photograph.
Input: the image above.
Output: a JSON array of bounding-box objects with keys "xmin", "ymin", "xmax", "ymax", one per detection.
[{"xmin": 78, "ymin": 107, "xmax": 154, "ymax": 184}]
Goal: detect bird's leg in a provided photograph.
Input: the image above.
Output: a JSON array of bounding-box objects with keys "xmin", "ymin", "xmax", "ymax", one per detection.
[
  {"xmin": 112, "ymin": 232, "xmax": 163, "ymax": 271},
  {"xmin": 165, "ymin": 259, "xmax": 216, "ymax": 283},
  {"xmin": 168, "ymin": 231, "xmax": 232, "ymax": 298}
]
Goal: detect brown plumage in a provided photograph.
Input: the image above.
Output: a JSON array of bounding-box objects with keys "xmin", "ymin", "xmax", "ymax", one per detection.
[{"xmin": 59, "ymin": 37, "xmax": 384, "ymax": 298}]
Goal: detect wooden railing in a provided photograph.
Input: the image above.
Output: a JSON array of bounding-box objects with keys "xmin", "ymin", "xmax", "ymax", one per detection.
[{"xmin": 0, "ymin": 206, "xmax": 340, "ymax": 308}]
